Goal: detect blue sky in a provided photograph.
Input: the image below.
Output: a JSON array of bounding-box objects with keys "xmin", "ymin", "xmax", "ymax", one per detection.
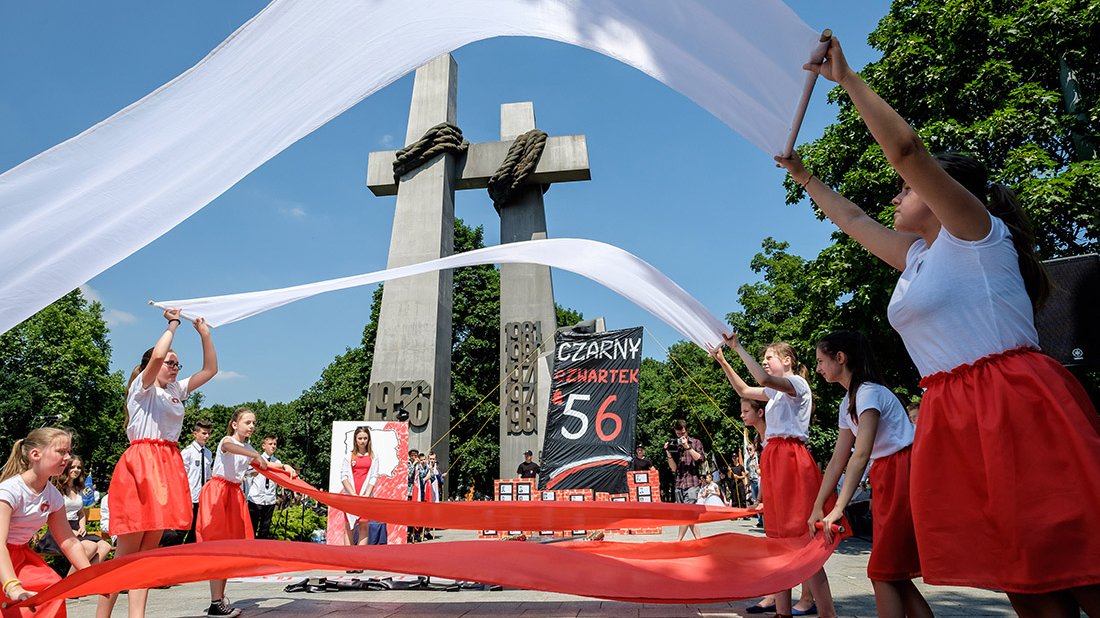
[{"xmin": 0, "ymin": 2, "xmax": 888, "ymax": 406}]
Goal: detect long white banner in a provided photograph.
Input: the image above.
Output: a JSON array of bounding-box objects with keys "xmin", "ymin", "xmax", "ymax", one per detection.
[
  {"xmin": 0, "ymin": 1, "xmax": 822, "ymax": 335},
  {"xmin": 150, "ymin": 238, "xmax": 730, "ymax": 351}
]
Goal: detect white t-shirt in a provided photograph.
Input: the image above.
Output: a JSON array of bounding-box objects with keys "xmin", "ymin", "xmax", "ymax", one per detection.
[
  {"xmin": 212, "ymin": 437, "xmax": 256, "ymax": 483},
  {"xmin": 0, "ymin": 475, "xmax": 65, "ymax": 545},
  {"xmin": 246, "ymin": 453, "xmax": 280, "ymax": 505},
  {"xmin": 887, "ymin": 215, "xmax": 1039, "ymax": 377},
  {"xmin": 126, "ymin": 375, "xmax": 191, "ymax": 442},
  {"xmin": 763, "ymin": 374, "xmax": 812, "ymax": 441},
  {"xmin": 99, "ymin": 494, "xmax": 111, "ymax": 536},
  {"xmin": 182, "ymin": 441, "xmax": 213, "ymax": 502},
  {"xmin": 838, "ymin": 383, "xmax": 915, "ymax": 460}
]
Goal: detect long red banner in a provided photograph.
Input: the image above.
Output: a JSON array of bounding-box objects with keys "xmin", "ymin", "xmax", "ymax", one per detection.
[
  {"xmin": 15, "ymin": 532, "xmax": 841, "ymax": 608},
  {"xmin": 254, "ymin": 466, "xmax": 753, "ymax": 529}
]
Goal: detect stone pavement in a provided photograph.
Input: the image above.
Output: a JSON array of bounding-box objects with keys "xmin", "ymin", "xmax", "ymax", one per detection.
[{"xmin": 68, "ymin": 518, "xmax": 1018, "ymax": 617}]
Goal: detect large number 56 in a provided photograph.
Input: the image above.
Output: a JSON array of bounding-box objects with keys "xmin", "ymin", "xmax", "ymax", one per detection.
[{"xmin": 560, "ymin": 394, "xmax": 622, "ymax": 442}]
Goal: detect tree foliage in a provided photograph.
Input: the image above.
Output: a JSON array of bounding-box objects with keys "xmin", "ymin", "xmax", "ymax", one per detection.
[{"xmin": 0, "ymin": 290, "xmax": 126, "ymax": 475}]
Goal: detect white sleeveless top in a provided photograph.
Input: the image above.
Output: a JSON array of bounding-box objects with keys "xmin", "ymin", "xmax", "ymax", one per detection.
[
  {"xmin": 126, "ymin": 376, "xmax": 191, "ymax": 442},
  {"xmin": 212, "ymin": 437, "xmax": 256, "ymax": 483},
  {"xmin": 887, "ymin": 215, "xmax": 1038, "ymax": 377}
]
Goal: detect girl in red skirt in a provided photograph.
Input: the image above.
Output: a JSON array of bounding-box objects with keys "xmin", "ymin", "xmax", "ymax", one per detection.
[
  {"xmin": 776, "ymin": 35, "xmax": 1100, "ymax": 616},
  {"xmin": 197, "ymin": 408, "xmax": 296, "ymax": 617},
  {"xmin": 812, "ymin": 331, "xmax": 931, "ymax": 617},
  {"xmin": 1, "ymin": 427, "xmax": 92, "ymax": 618},
  {"xmin": 104, "ymin": 308, "xmax": 218, "ymax": 617},
  {"xmin": 713, "ymin": 337, "xmax": 835, "ymax": 618}
]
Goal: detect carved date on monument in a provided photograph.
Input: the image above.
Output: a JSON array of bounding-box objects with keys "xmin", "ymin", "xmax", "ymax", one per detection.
[
  {"xmin": 367, "ymin": 380, "xmax": 431, "ymax": 427},
  {"xmin": 505, "ymin": 321, "xmax": 540, "ymax": 435}
]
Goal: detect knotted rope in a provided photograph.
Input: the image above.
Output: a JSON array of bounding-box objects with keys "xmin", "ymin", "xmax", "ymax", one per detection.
[
  {"xmin": 488, "ymin": 129, "xmax": 548, "ymax": 207},
  {"xmin": 392, "ymin": 122, "xmax": 469, "ymax": 181}
]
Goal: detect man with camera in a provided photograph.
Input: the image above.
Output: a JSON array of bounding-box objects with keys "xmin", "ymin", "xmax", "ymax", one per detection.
[{"xmin": 665, "ymin": 419, "xmax": 707, "ymax": 535}]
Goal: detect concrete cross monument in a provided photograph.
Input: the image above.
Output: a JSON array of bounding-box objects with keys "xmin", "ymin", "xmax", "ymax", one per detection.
[{"xmin": 365, "ymin": 53, "xmax": 590, "ymax": 481}]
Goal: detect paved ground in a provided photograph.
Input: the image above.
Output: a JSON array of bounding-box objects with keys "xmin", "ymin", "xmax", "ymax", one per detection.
[{"xmin": 68, "ymin": 518, "xmax": 1019, "ymax": 617}]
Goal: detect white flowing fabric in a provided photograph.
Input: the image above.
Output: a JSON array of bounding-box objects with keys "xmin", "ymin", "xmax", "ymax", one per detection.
[
  {"xmin": 150, "ymin": 238, "xmax": 730, "ymax": 351},
  {"xmin": 0, "ymin": 0, "xmax": 821, "ymax": 335}
]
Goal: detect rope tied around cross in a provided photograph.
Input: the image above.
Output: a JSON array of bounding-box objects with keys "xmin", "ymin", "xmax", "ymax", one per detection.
[
  {"xmin": 391, "ymin": 122, "xmax": 469, "ymax": 181},
  {"xmin": 487, "ymin": 128, "xmax": 548, "ymax": 207}
]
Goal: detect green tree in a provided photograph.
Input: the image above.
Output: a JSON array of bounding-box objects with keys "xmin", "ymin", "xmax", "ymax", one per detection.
[{"xmin": 0, "ymin": 289, "xmax": 126, "ymax": 475}]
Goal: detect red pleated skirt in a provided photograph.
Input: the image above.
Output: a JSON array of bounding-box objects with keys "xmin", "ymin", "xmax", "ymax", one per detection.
[
  {"xmin": 196, "ymin": 477, "xmax": 254, "ymax": 543},
  {"xmin": 911, "ymin": 347, "xmax": 1100, "ymax": 593},
  {"xmin": 2, "ymin": 544, "xmax": 64, "ymax": 618},
  {"xmin": 107, "ymin": 439, "xmax": 191, "ymax": 536},
  {"xmin": 760, "ymin": 437, "xmax": 833, "ymax": 539},
  {"xmin": 866, "ymin": 446, "xmax": 920, "ymax": 581}
]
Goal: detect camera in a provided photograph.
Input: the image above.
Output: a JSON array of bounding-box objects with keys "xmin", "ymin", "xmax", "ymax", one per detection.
[{"xmin": 665, "ymin": 436, "xmax": 687, "ymax": 452}]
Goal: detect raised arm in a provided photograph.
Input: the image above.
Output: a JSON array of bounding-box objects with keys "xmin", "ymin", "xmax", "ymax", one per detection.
[
  {"xmin": 813, "ymin": 37, "xmax": 990, "ymax": 241},
  {"xmin": 185, "ymin": 317, "xmax": 218, "ymax": 391},
  {"xmin": 724, "ymin": 332, "xmax": 796, "ymax": 397},
  {"xmin": 710, "ymin": 343, "xmax": 768, "ymax": 402},
  {"xmin": 775, "ymin": 152, "xmax": 918, "ymax": 271},
  {"xmin": 141, "ymin": 308, "xmax": 181, "ymax": 389}
]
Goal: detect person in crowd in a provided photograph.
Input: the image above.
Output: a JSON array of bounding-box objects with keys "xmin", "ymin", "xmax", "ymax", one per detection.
[
  {"xmin": 246, "ymin": 434, "xmax": 281, "ymax": 540},
  {"xmin": 196, "ymin": 408, "xmax": 295, "ymax": 617},
  {"xmin": 776, "ymin": 35, "xmax": 1100, "ymax": 616},
  {"xmin": 905, "ymin": 402, "xmax": 920, "ymax": 426},
  {"xmin": 631, "ymin": 445, "xmax": 656, "ymax": 472},
  {"xmin": 713, "ymin": 338, "xmax": 832, "ymax": 618},
  {"xmin": 102, "ymin": 308, "xmax": 218, "ymax": 618},
  {"xmin": 0, "ymin": 428, "xmax": 93, "ymax": 617},
  {"xmin": 36, "ymin": 456, "xmax": 112, "ymax": 572},
  {"xmin": 812, "ymin": 331, "xmax": 931, "ymax": 617},
  {"xmin": 339, "ymin": 427, "xmax": 384, "ymax": 547},
  {"xmin": 181, "ymin": 420, "xmax": 214, "ymax": 544},
  {"xmin": 516, "ymin": 450, "xmax": 540, "ymax": 480},
  {"xmin": 405, "ymin": 449, "xmax": 421, "ymax": 544},
  {"xmin": 696, "ymin": 465, "xmax": 725, "ymax": 508},
  {"xmin": 727, "ymin": 453, "xmax": 747, "ymax": 508},
  {"xmin": 665, "ymin": 419, "xmax": 705, "ymax": 541},
  {"xmin": 744, "ymin": 435, "xmax": 762, "ymax": 508}
]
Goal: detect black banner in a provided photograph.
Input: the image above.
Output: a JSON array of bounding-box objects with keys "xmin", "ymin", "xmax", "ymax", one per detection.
[{"xmin": 540, "ymin": 327, "xmax": 642, "ymax": 494}]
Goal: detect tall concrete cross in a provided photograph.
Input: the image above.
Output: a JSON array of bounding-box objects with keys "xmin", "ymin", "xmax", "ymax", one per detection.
[
  {"xmin": 365, "ymin": 54, "xmax": 590, "ymax": 481},
  {"xmin": 365, "ymin": 55, "xmax": 589, "ymax": 479}
]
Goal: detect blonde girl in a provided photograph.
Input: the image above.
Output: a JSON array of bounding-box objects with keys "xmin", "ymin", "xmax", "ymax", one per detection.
[{"xmin": 1, "ymin": 428, "xmax": 93, "ymax": 617}]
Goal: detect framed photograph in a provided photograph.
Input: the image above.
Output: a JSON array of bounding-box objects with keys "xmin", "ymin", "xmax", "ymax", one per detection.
[
  {"xmin": 569, "ymin": 494, "xmax": 586, "ymax": 501},
  {"xmin": 541, "ymin": 491, "xmax": 556, "ymax": 501},
  {"xmin": 633, "ymin": 472, "xmax": 650, "ymax": 484},
  {"xmin": 638, "ymin": 495, "xmax": 652, "ymax": 502},
  {"xmin": 517, "ymin": 484, "xmax": 530, "ymax": 495},
  {"xmin": 499, "ymin": 484, "xmax": 513, "ymax": 495},
  {"xmin": 637, "ymin": 486, "xmax": 652, "ymax": 497}
]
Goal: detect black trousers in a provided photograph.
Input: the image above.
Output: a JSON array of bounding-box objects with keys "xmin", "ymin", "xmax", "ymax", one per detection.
[{"xmin": 248, "ymin": 501, "xmax": 276, "ymax": 539}]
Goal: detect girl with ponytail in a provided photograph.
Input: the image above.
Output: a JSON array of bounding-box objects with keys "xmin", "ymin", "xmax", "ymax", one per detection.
[
  {"xmin": 102, "ymin": 308, "xmax": 218, "ymax": 617},
  {"xmin": 775, "ymin": 35, "xmax": 1100, "ymax": 615},
  {"xmin": 712, "ymin": 336, "xmax": 836, "ymax": 618},
  {"xmin": 813, "ymin": 331, "xmax": 930, "ymax": 617},
  {"xmin": 1, "ymin": 428, "xmax": 93, "ymax": 616}
]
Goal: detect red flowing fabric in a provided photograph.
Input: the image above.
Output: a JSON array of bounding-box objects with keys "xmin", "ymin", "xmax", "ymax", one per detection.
[
  {"xmin": 253, "ymin": 466, "xmax": 753, "ymax": 529},
  {"xmin": 15, "ymin": 533, "xmax": 842, "ymax": 608}
]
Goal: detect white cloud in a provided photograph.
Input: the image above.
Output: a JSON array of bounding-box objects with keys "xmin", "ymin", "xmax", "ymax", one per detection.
[
  {"xmin": 79, "ymin": 284, "xmax": 103, "ymax": 303},
  {"xmin": 212, "ymin": 370, "xmax": 246, "ymax": 381},
  {"xmin": 281, "ymin": 206, "xmax": 307, "ymax": 219},
  {"xmin": 104, "ymin": 309, "xmax": 137, "ymax": 327},
  {"xmin": 379, "ymin": 134, "xmax": 395, "ymax": 148}
]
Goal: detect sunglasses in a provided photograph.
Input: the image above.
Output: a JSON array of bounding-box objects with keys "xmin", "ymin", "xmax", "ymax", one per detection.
[{"xmin": 164, "ymin": 361, "xmax": 182, "ymax": 369}]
